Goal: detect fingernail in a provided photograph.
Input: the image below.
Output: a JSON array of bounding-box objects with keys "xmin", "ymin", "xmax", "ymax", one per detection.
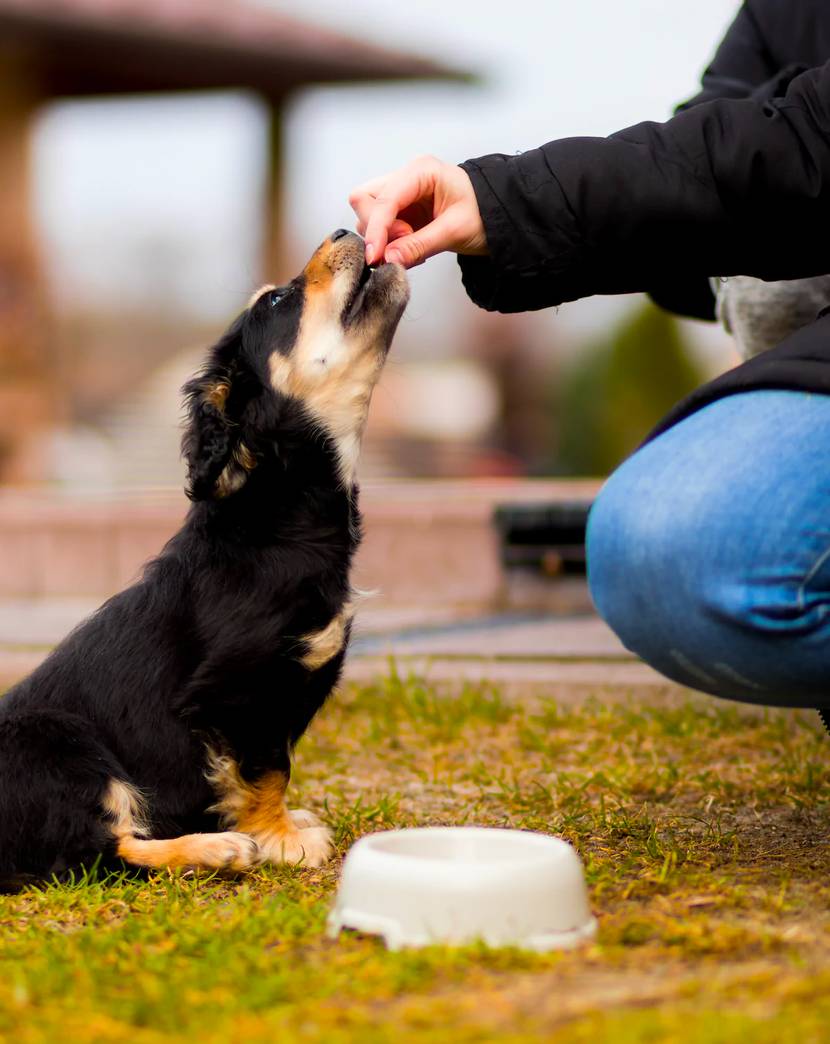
[
  {"xmin": 386, "ymin": 248, "xmax": 402, "ymax": 265},
  {"xmin": 365, "ymin": 244, "xmax": 374, "ymax": 264}
]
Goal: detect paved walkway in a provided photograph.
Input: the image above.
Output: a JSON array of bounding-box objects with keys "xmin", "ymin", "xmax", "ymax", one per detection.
[{"xmin": 0, "ymin": 598, "xmax": 685, "ymax": 701}]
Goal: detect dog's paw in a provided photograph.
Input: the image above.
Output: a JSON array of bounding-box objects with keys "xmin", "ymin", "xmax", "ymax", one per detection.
[
  {"xmin": 259, "ymin": 825, "xmax": 333, "ymax": 868},
  {"xmin": 198, "ymin": 831, "xmax": 259, "ymax": 870},
  {"xmin": 288, "ymin": 807, "xmax": 323, "ymax": 829}
]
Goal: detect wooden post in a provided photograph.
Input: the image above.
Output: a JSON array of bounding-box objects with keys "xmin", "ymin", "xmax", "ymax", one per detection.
[
  {"xmin": 0, "ymin": 48, "xmax": 57, "ymax": 483},
  {"xmin": 261, "ymin": 100, "xmax": 292, "ymax": 285}
]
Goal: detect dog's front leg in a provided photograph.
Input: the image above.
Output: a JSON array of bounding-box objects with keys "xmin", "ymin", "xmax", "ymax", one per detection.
[
  {"xmin": 104, "ymin": 780, "xmax": 260, "ymax": 872},
  {"xmin": 207, "ymin": 757, "xmax": 332, "ymax": 868}
]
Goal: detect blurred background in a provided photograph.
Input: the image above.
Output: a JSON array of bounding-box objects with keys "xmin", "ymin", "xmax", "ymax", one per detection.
[{"xmin": 2, "ymin": 0, "xmax": 741, "ymax": 489}]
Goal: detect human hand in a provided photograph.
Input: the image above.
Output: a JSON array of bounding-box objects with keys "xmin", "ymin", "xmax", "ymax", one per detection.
[{"xmin": 349, "ymin": 155, "xmax": 488, "ymax": 268}]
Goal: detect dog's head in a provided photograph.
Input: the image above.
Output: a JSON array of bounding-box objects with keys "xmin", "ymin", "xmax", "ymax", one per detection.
[{"xmin": 183, "ymin": 230, "xmax": 408, "ymax": 499}]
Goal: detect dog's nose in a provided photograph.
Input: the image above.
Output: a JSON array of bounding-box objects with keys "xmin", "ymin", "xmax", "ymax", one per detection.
[{"xmin": 331, "ymin": 228, "xmax": 352, "ymax": 242}]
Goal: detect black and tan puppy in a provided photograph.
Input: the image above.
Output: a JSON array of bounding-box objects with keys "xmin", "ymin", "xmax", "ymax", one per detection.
[{"xmin": 0, "ymin": 230, "xmax": 408, "ymax": 890}]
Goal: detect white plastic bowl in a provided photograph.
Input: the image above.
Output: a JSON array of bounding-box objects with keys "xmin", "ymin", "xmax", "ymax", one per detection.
[{"xmin": 327, "ymin": 827, "xmax": 596, "ymax": 951}]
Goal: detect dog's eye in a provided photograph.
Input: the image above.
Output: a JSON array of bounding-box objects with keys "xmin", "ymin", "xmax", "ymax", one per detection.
[{"xmin": 269, "ymin": 290, "xmax": 286, "ymax": 307}]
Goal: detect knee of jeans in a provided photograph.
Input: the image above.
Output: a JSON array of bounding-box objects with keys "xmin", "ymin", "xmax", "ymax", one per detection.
[
  {"xmin": 586, "ymin": 467, "xmax": 675, "ymax": 642},
  {"xmin": 586, "ymin": 462, "xmax": 724, "ymax": 656},
  {"xmin": 588, "ymin": 464, "xmax": 830, "ymax": 646},
  {"xmin": 703, "ymin": 558, "xmax": 830, "ymax": 637},
  {"xmin": 585, "ymin": 481, "xmax": 622, "ymax": 624}
]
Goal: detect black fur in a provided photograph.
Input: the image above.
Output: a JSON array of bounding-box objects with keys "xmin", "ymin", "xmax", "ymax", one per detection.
[{"xmin": 0, "ymin": 256, "xmax": 368, "ymax": 890}]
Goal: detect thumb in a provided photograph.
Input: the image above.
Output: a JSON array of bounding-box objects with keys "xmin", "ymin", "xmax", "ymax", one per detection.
[{"xmin": 384, "ymin": 212, "xmax": 457, "ymax": 268}]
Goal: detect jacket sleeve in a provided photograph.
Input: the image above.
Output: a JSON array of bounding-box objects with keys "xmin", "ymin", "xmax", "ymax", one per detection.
[
  {"xmin": 678, "ymin": 0, "xmax": 789, "ymax": 110},
  {"xmin": 654, "ymin": 0, "xmax": 807, "ymax": 318},
  {"xmin": 458, "ymin": 3, "xmax": 825, "ymax": 317},
  {"xmin": 458, "ymin": 57, "xmax": 830, "ymax": 315}
]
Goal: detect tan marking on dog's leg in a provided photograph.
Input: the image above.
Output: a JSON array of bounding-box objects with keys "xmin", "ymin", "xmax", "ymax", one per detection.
[
  {"xmin": 205, "ymin": 754, "xmax": 332, "ymax": 867},
  {"xmin": 104, "ymin": 778, "xmax": 258, "ymax": 871},
  {"xmin": 102, "ymin": 779, "xmax": 151, "ymax": 839},
  {"xmin": 300, "ymin": 603, "xmax": 354, "ymax": 670},
  {"xmin": 116, "ymin": 833, "xmax": 258, "ymax": 870},
  {"xmin": 289, "ymin": 808, "xmax": 323, "ymax": 828},
  {"xmin": 235, "ymin": 772, "xmax": 332, "ymax": 868}
]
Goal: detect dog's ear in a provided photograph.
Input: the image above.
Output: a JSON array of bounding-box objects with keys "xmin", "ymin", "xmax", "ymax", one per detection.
[{"xmin": 182, "ymin": 319, "xmax": 257, "ymax": 500}]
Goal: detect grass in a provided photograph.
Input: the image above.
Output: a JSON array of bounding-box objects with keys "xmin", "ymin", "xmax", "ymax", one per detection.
[{"xmin": 1, "ymin": 666, "xmax": 829, "ymax": 1042}]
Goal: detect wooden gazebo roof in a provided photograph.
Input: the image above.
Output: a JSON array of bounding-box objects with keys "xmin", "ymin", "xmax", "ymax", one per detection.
[{"xmin": 0, "ymin": 0, "xmax": 470, "ymax": 97}]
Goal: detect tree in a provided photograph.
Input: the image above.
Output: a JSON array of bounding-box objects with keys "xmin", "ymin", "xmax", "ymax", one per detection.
[{"xmin": 553, "ymin": 302, "xmax": 705, "ymax": 475}]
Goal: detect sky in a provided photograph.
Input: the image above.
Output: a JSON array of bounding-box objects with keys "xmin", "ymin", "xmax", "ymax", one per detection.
[{"xmin": 31, "ymin": 0, "xmax": 740, "ymax": 349}]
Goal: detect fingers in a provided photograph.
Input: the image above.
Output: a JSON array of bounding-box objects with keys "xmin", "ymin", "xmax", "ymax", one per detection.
[
  {"xmin": 363, "ymin": 189, "xmax": 420, "ymax": 266},
  {"xmin": 354, "ymin": 215, "xmax": 412, "ymax": 243},
  {"xmin": 350, "ymin": 159, "xmax": 437, "ymax": 265},
  {"xmin": 384, "ymin": 210, "xmax": 458, "ymax": 268},
  {"xmin": 348, "ymin": 174, "xmax": 387, "ymax": 235},
  {"xmin": 387, "ymin": 219, "xmax": 415, "ymax": 242},
  {"xmin": 349, "ymin": 177, "xmax": 402, "ymax": 263},
  {"xmin": 347, "ymin": 156, "xmax": 481, "ymax": 268}
]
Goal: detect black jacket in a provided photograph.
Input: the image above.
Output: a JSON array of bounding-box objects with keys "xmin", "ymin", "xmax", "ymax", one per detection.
[{"xmin": 458, "ymin": 0, "xmax": 830, "ymax": 430}]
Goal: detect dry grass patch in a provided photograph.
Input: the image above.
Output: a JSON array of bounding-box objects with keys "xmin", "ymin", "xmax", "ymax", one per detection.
[{"xmin": 1, "ymin": 667, "xmax": 829, "ymax": 1042}]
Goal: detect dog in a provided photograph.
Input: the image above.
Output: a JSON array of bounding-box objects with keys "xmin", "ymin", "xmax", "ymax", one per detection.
[{"xmin": 0, "ymin": 229, "xmax": 408, "ymax": 891}]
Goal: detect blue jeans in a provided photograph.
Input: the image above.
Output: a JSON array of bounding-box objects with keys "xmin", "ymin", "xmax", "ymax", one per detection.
[{"xmin": 587, "ymin": 390, "xmax": 830, "ymax": 708}]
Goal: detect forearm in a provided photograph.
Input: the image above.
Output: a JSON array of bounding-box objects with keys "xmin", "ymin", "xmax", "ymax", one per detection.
[{"xmin": 459, "ymin": 58, "xmax": 830, "ymax": 313}]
